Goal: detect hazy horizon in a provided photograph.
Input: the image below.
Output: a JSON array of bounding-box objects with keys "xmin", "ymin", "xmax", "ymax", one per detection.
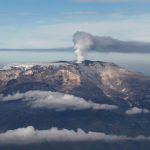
[{"xmin": 0, "ymin": 50, "xmax": 150, "ymax": 76}]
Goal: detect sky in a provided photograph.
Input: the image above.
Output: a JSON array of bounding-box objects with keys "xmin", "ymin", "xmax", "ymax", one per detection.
[{"xmin": 0, "ymin": 0, "xmax": 150, "ymax": 48}]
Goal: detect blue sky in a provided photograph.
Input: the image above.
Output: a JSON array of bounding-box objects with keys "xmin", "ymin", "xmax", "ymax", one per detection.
[{"xmin": 0, "ymin": 0, "xmax": 150, "ymax": 48}]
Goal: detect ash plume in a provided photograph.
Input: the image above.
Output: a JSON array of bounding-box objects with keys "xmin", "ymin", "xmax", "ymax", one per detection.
[
  {"xmin": 73, "ymin": 31, "xmax": 94, "ymax": 63},
  {"xmin": 73, "ymin": 31, "xmax": 150, "ymax": 60}
]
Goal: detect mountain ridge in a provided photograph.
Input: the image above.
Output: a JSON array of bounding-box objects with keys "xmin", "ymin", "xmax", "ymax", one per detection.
[{"xmin": 0, "ymin": 60, "xmax": 150, "ymax": 110}]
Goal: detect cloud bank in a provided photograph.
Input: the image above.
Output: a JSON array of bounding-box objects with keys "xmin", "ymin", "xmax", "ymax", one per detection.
[
  {"xmin": 0, "ymin": 126, "xmax": 150, "ymax": 145},
  {"xmin": 73, "ymin": 31, "xmax": 150, "ymax": 54},
  {"xmin": 125, "ymin": 107, "xmax": 149, "ymax": 115},
  {"xmin": 1, "ymin": 91, "xmax": 118, "ymax": 111}
]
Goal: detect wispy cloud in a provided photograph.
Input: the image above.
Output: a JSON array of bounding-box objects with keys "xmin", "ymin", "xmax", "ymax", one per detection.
[
  {"xmin": 0, "ymin": 12, "xmax": 37, "ymax": 17},
  {"xmin": 1, "ymin": 91, "xmax": 118, "ymax": 111},
  {"xmin": 62, "ymin": 11, "xmax": 99, "ymax": 16},
  {"xmin": 0, "ymin": 126, "xmax": 149, "ymax": 145},
  {"xmin": 64, "ymin": 9, "xmax": 150, "ymax": 16},
  {"xmin": 76, "ymin": 0, "xmax": 150, "ymax": 3},
  {"xmin": 1, "ymin": 15, "xmax": 150, "ymax": 48}
]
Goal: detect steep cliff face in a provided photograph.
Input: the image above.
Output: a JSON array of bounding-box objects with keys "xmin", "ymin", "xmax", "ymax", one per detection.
[
  {"xmin": 0, "ymin": 60, "xmax": 150, "ymax": 108},
  {"xmin": 0, "ymin": 69, "xmax": 21, "ymax": 87}
]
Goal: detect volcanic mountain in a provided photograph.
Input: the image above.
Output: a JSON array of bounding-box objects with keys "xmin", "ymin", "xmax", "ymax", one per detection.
[
  {"xmin": 0, "ymin": 60, "xmax": 150, "ymax": 150},
  {"xmin": 0, "ymin": 60, "xmax": 150, "ymax": 109}
]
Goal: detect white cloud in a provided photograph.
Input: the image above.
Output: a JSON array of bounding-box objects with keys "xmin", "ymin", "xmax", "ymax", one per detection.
[
  {"xmin": 125, "ymin": 107, "xmax": 149, "ymax": 115},
  {"xmin": 0, "ymin": 126, "xmax": 149, "ymax": 145},
  {"xmin": 1, "ymin": 91, "xmax": 118, "ymax": 111}
]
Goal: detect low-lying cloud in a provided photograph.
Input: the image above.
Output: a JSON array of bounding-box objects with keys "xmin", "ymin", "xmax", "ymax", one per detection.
[
  {"xmin": 125, "ymin": 107, "xmax": 149, "ymax": 115},
  {"xmin": 73, "ymin": 31, "xmax": 150, "ymax": 54},
  {"xmin": 0, "ymin": 126, "xmax": 150, "ymax": 145},
  {"xmin": 0, "ymin": 91, "xmax": 118, "ymax": 111}
]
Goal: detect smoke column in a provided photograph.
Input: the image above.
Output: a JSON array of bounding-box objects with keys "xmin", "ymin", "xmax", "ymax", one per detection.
[{"xmin": 73, "ymin": 31, "xmax": 94, "ymax": 63}]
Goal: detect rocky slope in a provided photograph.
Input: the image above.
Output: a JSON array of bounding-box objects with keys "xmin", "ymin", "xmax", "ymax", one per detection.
[{"xmin": 0, "ymin": 60, "xmax": 150, "ymax": 109}]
